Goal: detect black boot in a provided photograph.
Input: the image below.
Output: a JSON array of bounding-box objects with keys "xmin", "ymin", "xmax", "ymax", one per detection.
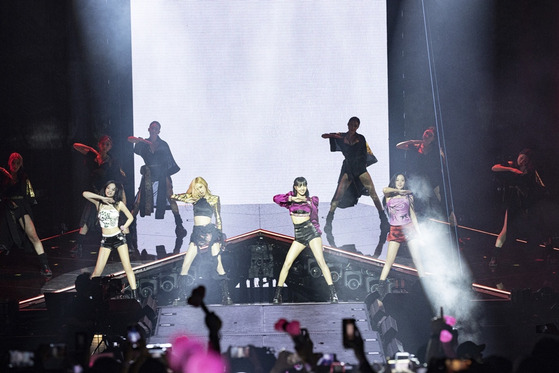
[
  {"xmin": 173, "ymin": 236, "xmax": 184, "ymax": 254},
  {"xmin": 174, "ymin": 214, "xmax": 187, "ymax": 239},
  {"xmin": 377, "ymin": 280, "xmax": 387, "ymax": 299},
  {"xmin": 329, "ymin": 284, "xmax": 339, "ymax": 303},
  {"xmin": 132, "ymin": 288, "xmax": 140, "ymax": 301},
  {"xmin": 38, "ymin": 253, "xmax": 52, "ymax": 277},
  {"xmin": 273, "ymin": 286, "xmax": 283, "ymax": 304},
  {"xmin": 324, "ymin": 211, "xmax": 335, "ymax": 235},
  {"xmin": 221, "ymin": 280, "xmax": 233, "ymax": 305}
]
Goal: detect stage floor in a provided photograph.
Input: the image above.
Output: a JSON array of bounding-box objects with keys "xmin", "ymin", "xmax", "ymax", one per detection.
[{"xmin": 0, "ymin": 202, "xmax": 557, "ymax": 304}]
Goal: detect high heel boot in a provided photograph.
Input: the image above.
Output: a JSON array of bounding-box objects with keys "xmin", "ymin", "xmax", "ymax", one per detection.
[
  {"xmin": 329, "ymin": 284, "xmax": 339, "ymax": 303},
  {"xmin": 377, "ymin": 280, "xmax": 387, "ymax": 299},
  {"xmin": 273, "ymin": 286, "xmax": 283, "ymax": 304},
  {"xmin": 174, "ymin": 214, "xmax": 187, "ymax": 239},
  {"xmin": 324, "ymin": 211, "xmax": 335, "ymax": 235}
]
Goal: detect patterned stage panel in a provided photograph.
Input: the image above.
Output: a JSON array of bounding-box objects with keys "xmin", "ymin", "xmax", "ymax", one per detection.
[{"xmin": 149, "ymin": 302, "xmax": 385, "ymax": 366}]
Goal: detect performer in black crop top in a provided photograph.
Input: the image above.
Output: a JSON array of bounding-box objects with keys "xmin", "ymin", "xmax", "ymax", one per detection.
[
  {"xmin": 83, "ymin": 180, "xmax": 139, "ymax": 300},
  {"xmin": 171, "ymin": 176, "xmax": 232, "ymax": 305}
]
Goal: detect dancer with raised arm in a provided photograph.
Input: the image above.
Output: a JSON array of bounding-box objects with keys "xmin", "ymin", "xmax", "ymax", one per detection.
[
  {"xmin": 171, "ymin": 177, "xmax": 232, "ymax": 305},
  {"xmin": 377, "ymin": 173, "xmax": 425, "ymax": 297},
  {"xmin": 128, "ymin": 121, "xmax": 186, "ymax": 252},
  {"xmin": 489, "ymin": 148, "xmax": 545, "ymax": 267},
  {"xmin": 396, "ymin": 126, "xmax": 455, "ymax": 225},
  {"xmin": 83, "ymin": 181, "xmax": 138, "ymax": 299},
  {"xmin": 272, "ymin": 177, "xmax": 338, "ymax": 304},
  {"xmin": 322, "ymin": 116, "xmax": 389, "ymax": 254}
]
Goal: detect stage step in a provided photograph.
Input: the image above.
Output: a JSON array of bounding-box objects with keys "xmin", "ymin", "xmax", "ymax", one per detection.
[{"xmin": 149, "ymin": 302, "xmax": 385, "ymax": 366}]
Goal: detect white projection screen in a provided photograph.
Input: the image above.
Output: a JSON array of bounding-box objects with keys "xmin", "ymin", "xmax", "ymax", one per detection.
[{"xmin": 130, "ymin": 1, "xmax": 388, "ymax": 253}]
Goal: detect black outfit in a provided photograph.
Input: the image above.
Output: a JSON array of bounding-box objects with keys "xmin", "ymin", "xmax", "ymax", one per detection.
[
  {"xmin": 496, "ymin": 167, "xmax": 545, "ymax": 240},
  {"xmin": 1, "ymin": 168, "xmax": 51, "ymax": 275},
  {"xmin": 187, "ymin": 197, "xmax": 224, "ymax": 249},
  {"xmin": 294, "ymin": 221, "xmax": 321, "ymax": 245},
  {"xmin": 329, "ymin": 133, "xmax": 377, "ymax": 208},
  {"xmin": 0, "ymin": 169, "xmax": 22, "ymax": 250},
  {"xmin": 133, "ymin": 138, "xmax": 180, "ymax": 219},
  {"xmin": 3, "ymin": 170, "xmax": 37, "ymax": 252}
]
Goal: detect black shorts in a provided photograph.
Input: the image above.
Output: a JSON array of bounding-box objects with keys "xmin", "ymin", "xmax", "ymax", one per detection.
[
  {"xmin": 190, "ymin": 224, "xmax": 224, "ymax": 251},
  {"xmin": 294, "ymin": 221, "xmax": 321, "ymax": 245},
  {"xmin": 100, "ymin": 232, "xmax": 127, "ymax": 250}
]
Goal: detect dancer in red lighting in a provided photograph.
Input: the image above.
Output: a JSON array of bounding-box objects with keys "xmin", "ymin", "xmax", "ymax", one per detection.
[
  {"xmin": 322, "ymin": 116, "xmax": 389, "ymax": 254},
  {"xmin": 396, "ymin": 126, "xmax": 455, "ymax": 225},
  {"xmin": 272, "ymin": 177, "xmax": 338, "ymax": 304},
  {"xmin": 171, "ymin": 177, "xmax": 232, "ymax": 305},
  {"xmin": 3, "ymin": 153, "xmax": 52, "ymax": 276},
  {"xmin": 83, "ymin": 180, "xmax": 138, "ymax": 299},
  {"xmin": 376, "ymin": 173, "xmax": 424, "ymax": 297},
  {"xmin": 489, "ymin": 148, "xmax": 545, "ymax": 267}
]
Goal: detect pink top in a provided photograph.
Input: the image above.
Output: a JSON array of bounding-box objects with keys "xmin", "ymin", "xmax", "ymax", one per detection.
[
  {"xmin": 386, "ymin": 196, "xmax": 412, "ymax": 226},
  {"xmin": 273, "ymin": 191, "xmax": 321, "ymax": 234}
]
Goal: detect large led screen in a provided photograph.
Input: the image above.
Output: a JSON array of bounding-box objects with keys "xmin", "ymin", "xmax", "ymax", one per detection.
[{"xmin": 130, "ymin": 1, "xmax": 389, "ymax": 206}]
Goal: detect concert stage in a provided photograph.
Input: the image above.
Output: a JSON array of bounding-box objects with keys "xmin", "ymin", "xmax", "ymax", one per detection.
[{"xmin": 1, "ymin": 202, "xmax": 558, "ymax": 365}]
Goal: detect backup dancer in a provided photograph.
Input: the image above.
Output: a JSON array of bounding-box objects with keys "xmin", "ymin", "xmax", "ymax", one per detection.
[
  {"xmin": 489, "ymin": 148, "xmax": 545, "ymax": 267},
  {"xmin": 128, "ymin": 121, "xmax": 187, "ymax": 252},
  {"xmin": 4, "ymin": 153, "xmax": 52, "ymax": 276},
  {"xmin": 322, "ymin": 116, "xmax": 389, "ymax": 253}
]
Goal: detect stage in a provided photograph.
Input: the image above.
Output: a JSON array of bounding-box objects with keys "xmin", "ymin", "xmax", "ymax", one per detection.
[{"xmin": 1, "ymin": 202, "xmax": 558, "ymax": 364}]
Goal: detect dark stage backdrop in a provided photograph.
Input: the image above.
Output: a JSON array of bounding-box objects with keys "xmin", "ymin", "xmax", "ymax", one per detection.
[
  {"xmin": 1, "ymin": 0, "xmax": 559, "ymax": 238},
  {"xmin": 387, "ymin": 0, "xmax": 559, "ymax": 232},
  {"xmin": 0, "ymin": 1, "xmax": 133, "ymax": 236}
]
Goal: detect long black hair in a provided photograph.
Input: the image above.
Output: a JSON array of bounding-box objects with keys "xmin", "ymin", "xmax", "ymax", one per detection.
[
  {"xmin": 383, "ymin": 173, "xmax": 409, "ymax": 208},
  {"xmin": 292, "ymin": 177, "xmax": 310, "ymax": 197},
  {"xmin": 101, "ymin": 180, "xmax": 124, "ymax": 206}
]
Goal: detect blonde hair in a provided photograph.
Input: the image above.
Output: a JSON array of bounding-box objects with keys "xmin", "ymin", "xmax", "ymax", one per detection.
[{"xmin": 186, "ymin": 176, "xmax": 213, "ymax": 199}]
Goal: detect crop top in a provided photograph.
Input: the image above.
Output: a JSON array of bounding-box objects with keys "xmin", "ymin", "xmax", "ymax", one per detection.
[
  {"xmin": 98, "ymin": 206, "xmax": 120, "ymax": 229},
  {"xmin": 171, "ymin": 193, "xmax": 222, "ymax": 230},
  {"xmin": 386, "ymin": 196, "xmax": 412, "ymax": 226},
  {"xmin": 273, "ymin": 191, "xmax": 321, "ymax": 234}
]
